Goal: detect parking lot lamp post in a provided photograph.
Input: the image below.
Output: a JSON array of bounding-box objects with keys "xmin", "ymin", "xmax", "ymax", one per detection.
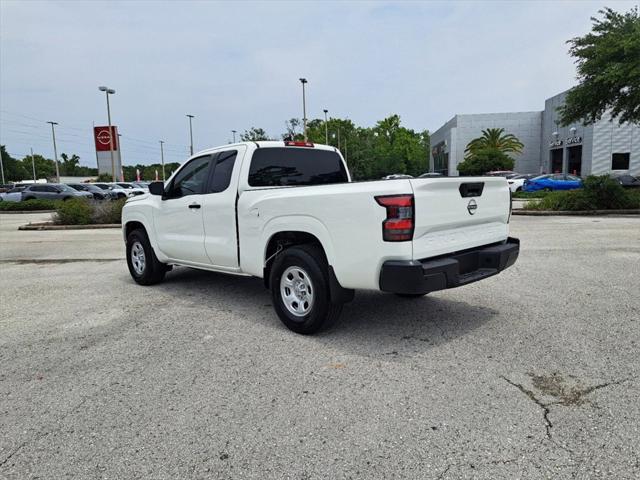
[
  {"xmin": 186, "ymin": 115, "xmax": 195, "ymax": 155},
  {"xmin": 299, "ymin": 78, "xmax": 308, "ymax": 141},
  {"xmin": 159, "ymin": 140, "xmax": 166, "ymax": 181},
  {"xmin": 30, "ymin": 147, "xmax": 36, "ymax": 181},
  {"xmin": 0, "ymin": 149, "xmax": 4, "ymax": 184},
  {"xmin": 47, "ymin": 121, "xmax": 60, "ymax": 183},
  {"xmin": 323, "ymin": 109, "xmax": 328, "ymax": 144},
  {"xmin": 98, "ymin": 86, "xmax": 117, "ymax": 181},
  {"xmin": 232, "ymin": 130, "xmax": 237, "ymax": 143}
]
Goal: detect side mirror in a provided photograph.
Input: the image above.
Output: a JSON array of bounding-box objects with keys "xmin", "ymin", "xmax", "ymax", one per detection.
[{"xmin": 149, "ymin": 182, "xmax": 165, "ymax": 196}]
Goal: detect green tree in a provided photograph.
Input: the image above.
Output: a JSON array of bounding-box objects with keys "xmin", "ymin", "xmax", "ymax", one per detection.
[
  {"xmin": 464, "ymin": 128, "xmax": 524, "ymax": 159},
  {"xmin": 1, "ymin": 146, "xmax": 29, "ymax": 182},
  {"xmin": 21, "ymin": 153, "xmax": 56, "ymax": 180},
  {"xmin": 59, "ymin": 153, "xmax": 80, "ymax": 176},
  {"xmin": 240, "ymin": 127, "xmax": 271, "ymax": 141},
  {"xmin": 559, "ymin": 7, "xmax": 640, "ymax": 125},
  {"xmin": 457, "ymin": 147, "xmax": 515, "ymax": 176}
]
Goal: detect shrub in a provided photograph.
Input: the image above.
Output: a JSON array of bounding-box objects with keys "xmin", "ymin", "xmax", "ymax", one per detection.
[
  {"xmin": 512, "ymin": 190, "xmax": 550, "ymax": 199},
  {"xmin": 0, "ymin": 199, "xmax": 60, "ymax": 211},
  {"xmin": 457, "ymin": 147, "xmax": 515, "ymax": 176},
  {"xmin": 92, "ymin": 198, "xmax": 126, "ymax": 224},
  {"xmin": 54, "ymin": 198, "xmax": 93, "ymax": 225}
]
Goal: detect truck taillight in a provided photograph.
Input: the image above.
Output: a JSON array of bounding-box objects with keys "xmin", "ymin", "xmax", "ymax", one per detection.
[{"xmin": 375, "ymin": 194, "xmax": 414, "ymax": 242}]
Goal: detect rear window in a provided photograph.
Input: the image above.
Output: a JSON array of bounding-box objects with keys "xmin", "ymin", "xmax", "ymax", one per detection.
[{"xmin": 248, "ymin": 147, "xmax": 348, "ymax": 187}]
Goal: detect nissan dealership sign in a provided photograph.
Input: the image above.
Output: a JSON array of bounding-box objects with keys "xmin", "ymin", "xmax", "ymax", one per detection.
[{"xmin": 93, "ymin": 126, "xmax": 119, "ymax": 151}]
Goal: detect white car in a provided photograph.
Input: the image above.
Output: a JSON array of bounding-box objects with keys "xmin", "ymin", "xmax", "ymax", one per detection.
[
  {"xmin": 507, "ymin": 174, "xmax": 535, "ymax": 193},
  {"xmin": 122, "ymin": 141, "xmax": 519, "ymax": 334},
  {"xmin": 0, "ymin": 186, "xmax": 27, "ymax": 202}
]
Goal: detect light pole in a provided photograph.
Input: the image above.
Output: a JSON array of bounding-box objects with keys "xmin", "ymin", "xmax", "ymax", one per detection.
[
  {"xmin": 118, "ymin": 133, "xmax": 124, "ymax": 180},
  {"xmin": 323, "ymin": 109, "xmax": 328, "ymax": 145},
  {"xmin": 30, "ymin": 147, "xmax": 36, "ymax": 182},
  {"xmin": 231, "ymin": 130, "xmax": 237, "ymax": 143},
  {"xmin": 47, "ymin": 121, "xmax": 60, "ymax": 183},
  {"xmin": 186, "ymin": 114, "xmax": 195, "ymax": 155},
  {"xmin": 0, "ymin": 148, "xmax": 4, "ymax": 184},
  {"xmin": 159, "ymin": 140, "xmax": 166, "ymax": 181},
  {"xmin": 299, "ymin": 78, "xmax": 308, "ymax": 141},
  {"xmin": 98, "ymin": 86, "xmax": 117, "ymax": 181}
]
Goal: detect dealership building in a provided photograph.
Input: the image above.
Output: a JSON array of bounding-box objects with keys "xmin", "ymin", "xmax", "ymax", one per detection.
[{"xmin": 429, "ymin": 89, "xmax": 640, "ymax": 176}]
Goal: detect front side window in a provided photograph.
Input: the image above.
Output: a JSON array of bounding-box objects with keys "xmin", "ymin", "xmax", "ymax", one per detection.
[
  {"xmin": 166, "ymin": 156, "xmax": 211, "ymax": 198},
  {"xmin": 248, "ymin": 148, "xmax": 348, "ymax": 187},
  {"xmin": 208, "ymin": 150, "xmax": 237, "ymax": 193},
  {"xmin": 612, "ymin": 153, "xmax": 630, "ymax": 170}
]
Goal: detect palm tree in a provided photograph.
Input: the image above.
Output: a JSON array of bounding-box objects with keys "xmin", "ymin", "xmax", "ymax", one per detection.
[{"xmin": 464, "ymin": 128, "xmax": 524, "ymax": 158}]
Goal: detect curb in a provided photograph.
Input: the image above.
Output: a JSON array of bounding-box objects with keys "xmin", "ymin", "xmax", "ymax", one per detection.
[
  {"xmin": 513, "ymin": 209, "xmax": 640, "ymax": 216},
  {"xmin": 19, "ymin": 222, "xmax": 122, "ymax": 231},
  {"xmin": 0, "ymin": 210, "xmax": 56, "ymax": 214}
]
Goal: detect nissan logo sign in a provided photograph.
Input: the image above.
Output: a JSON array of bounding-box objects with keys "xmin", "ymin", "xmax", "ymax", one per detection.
[
  {"xmin": 467, "ymin": 199, "xmax": 477, "ymax": 215},
  {"xmin": 97, "ymin": 130, "xmax": 112, "ymax": 145}
]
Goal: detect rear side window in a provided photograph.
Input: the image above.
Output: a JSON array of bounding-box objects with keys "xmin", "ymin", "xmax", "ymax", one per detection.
[
  {"xmin": 208, "ymin": 150, "xmax": 237, "ymax": 193},
  {"xmin": 248, "ymin": 148, "xmax": 348, "ymax": 187}
]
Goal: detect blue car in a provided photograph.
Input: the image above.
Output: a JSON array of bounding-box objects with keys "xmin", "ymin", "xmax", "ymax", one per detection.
[{"xmin": 524, "ymin": 174, "xmax": 583, "ymax": 192}]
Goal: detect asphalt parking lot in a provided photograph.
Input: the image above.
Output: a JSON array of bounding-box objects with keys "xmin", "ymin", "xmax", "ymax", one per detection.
[{"xmin": 1, "ymin": 213, "xmax": 639, "ymax": 479}]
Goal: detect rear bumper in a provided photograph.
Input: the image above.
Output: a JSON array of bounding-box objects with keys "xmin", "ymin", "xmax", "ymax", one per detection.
[{"xmin": 379, "ymin": 237, "xmax": 520, "ymax": 295}]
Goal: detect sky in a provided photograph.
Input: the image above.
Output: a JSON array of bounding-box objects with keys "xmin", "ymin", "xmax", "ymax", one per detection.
[{"xmin": 0, "ymin": 0, "xmax": 636, "ymax": 167}]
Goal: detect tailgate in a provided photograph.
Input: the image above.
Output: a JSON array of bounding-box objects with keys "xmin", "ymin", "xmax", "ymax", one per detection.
[{"xmin": 409, "ymin": 177, "xmax": 511, "ymax": 260}]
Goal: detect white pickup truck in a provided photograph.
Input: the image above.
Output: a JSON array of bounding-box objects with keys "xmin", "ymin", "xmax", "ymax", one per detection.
[{"xmin": 122, "ymin": 141, "xmax": 519, "ymax": 334}]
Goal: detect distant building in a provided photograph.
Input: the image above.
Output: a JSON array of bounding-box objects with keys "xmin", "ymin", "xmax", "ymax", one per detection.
[{"xmin": 430, "ymin": 89, "xmax": 640, "ymax": 176}]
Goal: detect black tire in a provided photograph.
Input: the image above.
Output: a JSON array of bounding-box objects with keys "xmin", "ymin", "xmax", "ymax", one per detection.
[
  {"xmin": 126, "ymin": 228, "xmax": 167, "ymax": 285},
  {"xmin": 23, "ymin": 196, "xmax": 35, "ymax": 201},
  {"xmin": 543, "ymin": 187, "xmax": 552, "ymax": 192},
  {"xmin": 395, "ymin": 293, "xmax": 427, "ymax": 298},
  {"xmin": 270, "ymin": 244, "xmax": 343, "ymax": 334},
  {"xmin": 515, "ymin": 187, "xmax": 522, "ymax": 192},
  {"xmin": 118, "ymin": 193, "xmax": 126, "ymax": 199}
]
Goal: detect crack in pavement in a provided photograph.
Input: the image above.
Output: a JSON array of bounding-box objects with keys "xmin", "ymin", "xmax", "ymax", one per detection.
[
  {"xmin": 500, "ymin": 375, "xmax": 631, "ymax": 441},
  {"xmin": 501, "ymin": 375, "xmax": 553, "ymax": 438}
]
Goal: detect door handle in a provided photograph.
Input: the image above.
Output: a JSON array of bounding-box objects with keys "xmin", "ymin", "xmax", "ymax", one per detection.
[{"xmin": 188, "ymin": 203, "xmax": 201, "ymax": 209}]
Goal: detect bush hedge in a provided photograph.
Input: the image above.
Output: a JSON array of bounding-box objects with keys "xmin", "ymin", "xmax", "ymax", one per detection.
[
  {"xmin": 0, "ymin": 199, "xmax": 61, "ymax": 211},
  {"xmin": 526, "ymin": 175, "xmax": 640, "ymax": 211},
  {"xmin": 53, "ymin": 198, "xmax": 126, "ymax": 225}
]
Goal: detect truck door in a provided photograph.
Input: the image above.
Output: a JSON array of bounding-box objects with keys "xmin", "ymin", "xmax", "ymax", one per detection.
[
  {"xmin": 201, "ymin": 147, "xmax": 245, "ymax": 269},
  {"xmin": 153, "ymin": 155, "xmax": 212, "ymax": 265}
]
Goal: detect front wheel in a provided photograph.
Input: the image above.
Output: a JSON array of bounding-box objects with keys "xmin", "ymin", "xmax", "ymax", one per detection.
[
  {"xmin": 270, "ymin": 245, "xmax": 342, "ymax": 334},
  {"xmin": 126, "ymin": 228, "xmax": 167, "ymax": 285}
]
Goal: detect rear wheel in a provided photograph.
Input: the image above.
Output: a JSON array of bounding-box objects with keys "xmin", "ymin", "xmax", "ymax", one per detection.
[
  {"xmin": 126, "ymin": 228, "xmax": 167, "ymax": 285},
  {"xmin": 270, "ymin": 245, "xmax": 342, "ymax": 334},
  {"xmin": 543, "ymin": 187, "xmax": 552, "ymax": 192}
]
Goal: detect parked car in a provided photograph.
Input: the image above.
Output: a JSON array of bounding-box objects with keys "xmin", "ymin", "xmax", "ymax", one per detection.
[
  {"xmin": 131, "ymin": 181, "xmax": 151, "ymax": 189},
  {"xmin": 419, "ymin": 172, "xmax": 444, "ymax": 178},
  {"xmin": 382, "ymin": 174, "xmax": 414, "ymax": 180},
  {"xmin": 111, "ymin": 182, "xmax": 146, "ymax": 196},
  {"xmin": 21, "ymin": 183, "xmax": 93, "ymax": 201},
  {"xmin": 523, "ymin": 174, "xmax": 583, "ymax": 192},
  {"xmin": 0, "ymin": 185, "xmax": 27, "ymax": 202},
  {"xmin": 614, "ymin": 174, "xmax": 640, "ymax": 189},
  {"xmin": 122, "ymin": 140, "xmax": 519, "ymax": 334},
  {"xmin": 485, "ymin": 171, "xmax": 519, "ymax": 179},
  {"xmin": 67, "ymin": 183, "xmax": 113, "ymax": 200},
  {"xmin": 507, "ymin": 174, "xmax": 537, "ymax": 193},
  {"xmin": 92, "ymin": 183, "xmax": 132, "ymax": 199}
]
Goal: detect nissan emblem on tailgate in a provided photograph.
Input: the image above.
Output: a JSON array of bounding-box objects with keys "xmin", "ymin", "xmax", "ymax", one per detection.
[{"xmin": 467, "ymin": 199, "xmax": 477, "ymax": 215}]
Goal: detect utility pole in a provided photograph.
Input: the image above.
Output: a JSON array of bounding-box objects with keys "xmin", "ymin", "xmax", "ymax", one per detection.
[
  {"xmin": 30, "ymin": 147, "xmax": 36, "ymax": 182},
  {"xmin": 231, "ymin": 130, "xmax": 237, "ymax": 143},
  {"xmin": 159, "ymin": 140, "xmax": 166, "ymax": 181},
  {"xmin": 323, "ymin": 109, "xmax": 328, "ymax": 145},
  {"xmin": 0, "ymin": 147, "xmax": 4, "ymax": 184},
  {"xmin": 118, "ymin": 133, "xmax": 124, "ymax": 181},
  {"xmin": 299, "ymin": 78, "xmax": 308, "ymax": 141},
  {"xmin": 47, "ymin": 121, "xmax": 60, "ymax": 183},
  {"xmin": 186, "ymin": 114, "xmax": 195, "ymax": 155},
  {"xmin": 98, "ymin": 86, "xmax": 117, "ymax": 181}
]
